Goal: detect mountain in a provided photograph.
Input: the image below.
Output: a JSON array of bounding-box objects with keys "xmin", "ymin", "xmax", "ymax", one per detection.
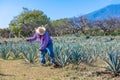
[{"xmin": 82, "ymin": 4, "xmax": 120, "ymax": 20}]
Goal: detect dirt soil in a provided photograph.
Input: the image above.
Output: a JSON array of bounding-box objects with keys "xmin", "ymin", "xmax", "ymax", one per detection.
[{"xmin": 0, "ymin": 59, "xmax": 120, "ymax": 80}]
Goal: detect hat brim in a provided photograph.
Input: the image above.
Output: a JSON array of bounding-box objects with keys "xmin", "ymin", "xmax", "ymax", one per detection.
[{"xmin": 36, "ymin": 27, "xmax": 46, "ymax": 35}]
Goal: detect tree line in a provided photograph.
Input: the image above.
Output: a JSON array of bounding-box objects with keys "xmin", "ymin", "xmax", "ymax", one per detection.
[{"xmin": 1, "ymin": 8, "xmax": 120, "ymax": 38}]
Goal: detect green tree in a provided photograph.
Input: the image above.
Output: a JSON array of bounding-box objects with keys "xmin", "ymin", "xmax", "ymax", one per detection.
[{"xmin": 9, "ymin": 8, "xmax": 50, "ymax": 37}]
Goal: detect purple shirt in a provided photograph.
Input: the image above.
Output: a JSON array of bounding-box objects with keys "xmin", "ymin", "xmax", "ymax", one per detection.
[{"xmin": 28, "ymin": 31, "xmax": 52, "ymax": 50}]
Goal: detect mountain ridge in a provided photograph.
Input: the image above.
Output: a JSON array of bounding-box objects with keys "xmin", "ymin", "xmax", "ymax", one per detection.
[{"xmin": 82, "ymin": 4, "xmax": 120, "ymax": 20}]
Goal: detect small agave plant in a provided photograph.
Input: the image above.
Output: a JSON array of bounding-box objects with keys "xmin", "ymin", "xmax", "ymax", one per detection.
[
  {"xmin": 0, "ymin": 43, "xmax": 11, "ymax": 59},
  {"xmin": 11, "ymin": 45, "xmax": 22, "ymax": 59},
  {"xmin": 54, "ymin": 44, "xmax": 72, "ymax": 67},
  {"xmin": 104, "ymin": 52, "xmax": 120, "ymax": 76},
  {"xmin": 21, "ymin": 44, "xmax": 38, "ymax": 63}
]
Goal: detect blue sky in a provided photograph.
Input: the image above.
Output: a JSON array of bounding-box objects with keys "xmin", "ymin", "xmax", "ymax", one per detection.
[{"xmin": 0, "ymin": 0, "xmax": 120, "ymax": 28}]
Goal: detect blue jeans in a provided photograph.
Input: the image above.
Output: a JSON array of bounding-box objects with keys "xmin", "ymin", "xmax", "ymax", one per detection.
[{"xmin": 40, "ymin": 42, "xmax": 57, "ymax": 64}]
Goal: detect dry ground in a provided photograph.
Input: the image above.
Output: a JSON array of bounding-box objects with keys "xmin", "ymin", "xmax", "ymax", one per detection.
[{"xmin": 0, "ymin": 58, "xmax": 120, "ymax": 80}]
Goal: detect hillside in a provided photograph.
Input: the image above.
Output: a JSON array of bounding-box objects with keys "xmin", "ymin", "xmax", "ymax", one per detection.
[{"xmin": 83, "ymin": 4, "xmax": 120, "ymax": 20}]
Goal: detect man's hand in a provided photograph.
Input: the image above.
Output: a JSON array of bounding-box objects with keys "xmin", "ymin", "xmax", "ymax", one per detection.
[
  {"xmin": 26, "ymin": 39, "xmax": 29, "ymax": 42},
  {"xmin": 39, "ymin": 48, "xmax": 42, "ymax": 51},
  {"xmin": 39, "ymin": 47, "xmax": 45, "ymax": 51}
]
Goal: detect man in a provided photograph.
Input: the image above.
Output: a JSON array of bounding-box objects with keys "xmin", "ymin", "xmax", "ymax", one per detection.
[{"xmin": 26, "ymin": 26, "xmax": 59, "ymax": 68}]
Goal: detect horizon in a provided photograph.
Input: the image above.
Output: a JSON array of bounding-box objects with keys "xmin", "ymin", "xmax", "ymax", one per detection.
[{"xmin": 0, "ymin": 0, "xmax": 120, "ymax": 29}]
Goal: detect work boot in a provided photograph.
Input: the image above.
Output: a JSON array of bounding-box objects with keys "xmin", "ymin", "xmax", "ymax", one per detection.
[{"xmin": 53, "ymin": 63, "xmax": 61, "ymax": 68}]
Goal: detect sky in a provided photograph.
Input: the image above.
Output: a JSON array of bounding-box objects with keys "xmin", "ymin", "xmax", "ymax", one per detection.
[{"xmin": 0, "ymin": 0, "xmax": 120, "ymax": 29}]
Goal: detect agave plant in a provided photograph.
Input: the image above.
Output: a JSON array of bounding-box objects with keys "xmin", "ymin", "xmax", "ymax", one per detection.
[
  {"xmin": 69, "ymin": 46, "xmax": 82, "ymax": 65},
  {"xmin": 79, "ymin": 49, "xmax": 92, "ymax": 64},
  {"xmin": 0, "ymin": 44, "xmax": 11, "ymax": 59},
  {"xmin": 54, "ymin": 44, "xmax": 73, "ymax": 67},
  {"xmin": 11, "ymin": 45, "xmax": 22, "ymax": 59},
  {"xmin": 104, "ymin": 52, "xmax": 120, "ymax": 76},
  {"xmin": 21, "ymin": 44, "xmax": 38, "ymax": 63}
]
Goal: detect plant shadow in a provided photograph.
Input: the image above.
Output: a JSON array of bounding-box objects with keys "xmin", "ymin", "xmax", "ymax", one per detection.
[{"xmin": 0, "ymin": 73, "xmax": 15, "ymax": 76}]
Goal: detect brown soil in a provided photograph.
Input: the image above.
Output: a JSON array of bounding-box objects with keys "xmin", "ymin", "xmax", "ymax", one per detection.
[{"xmin": 0, "ymin": 59, "xmax": 120, "ymax": 80}]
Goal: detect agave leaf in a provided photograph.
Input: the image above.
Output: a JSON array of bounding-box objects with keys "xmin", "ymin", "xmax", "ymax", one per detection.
[
  {"xmin": 104, "ymin": 58, "xmax": 115, "ymax": 72},
  {"xmin": 114, "ymin": 52, "xmax": 119, "ymax": 71},
  {"xmin": 108, "ymin": 53, "xmax": 116, "ymax": 71}
]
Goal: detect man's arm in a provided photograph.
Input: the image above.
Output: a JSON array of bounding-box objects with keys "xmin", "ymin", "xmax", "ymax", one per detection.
[{"xmin": 27, "ymin": 33, "xmax": 37, "ymax": 42}]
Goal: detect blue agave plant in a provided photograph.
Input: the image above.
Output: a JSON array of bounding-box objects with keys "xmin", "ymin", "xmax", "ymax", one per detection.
[{"xmin": 104, "ymin": 52, "xmax": 120, "ymax": 76}]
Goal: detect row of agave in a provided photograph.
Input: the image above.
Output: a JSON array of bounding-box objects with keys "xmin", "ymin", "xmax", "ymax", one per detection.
[
  {"xmin": 0, "ymin": 41, "xmax": 40, "ymax": 63},
  {"xmin": 0, "ymin": 37, "xmax": 120, "ymax": 75},
  {"xmin": 54, "ymin": 39, "xmax": 119, "ymax": 66},
  {"xmin": 54, "ymin": 37, "xmax": 120, "ymax": 76}
]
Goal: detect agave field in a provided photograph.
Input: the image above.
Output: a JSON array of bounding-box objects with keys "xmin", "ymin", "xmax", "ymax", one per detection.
[{"xmin": 0, "ymin": 36, "xmax": 120, "ymax": 79}]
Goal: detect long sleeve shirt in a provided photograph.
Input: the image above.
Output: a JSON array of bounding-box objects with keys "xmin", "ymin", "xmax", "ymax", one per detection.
[{"xmin": 28, "ymin": 31, "xmax": 52, "ymax": 50}]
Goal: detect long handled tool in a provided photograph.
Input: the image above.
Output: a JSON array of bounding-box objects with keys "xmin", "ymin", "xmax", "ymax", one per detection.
[{"xmin": 20, "ymin": 35, "xmax": 39, "ymax": 49}]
